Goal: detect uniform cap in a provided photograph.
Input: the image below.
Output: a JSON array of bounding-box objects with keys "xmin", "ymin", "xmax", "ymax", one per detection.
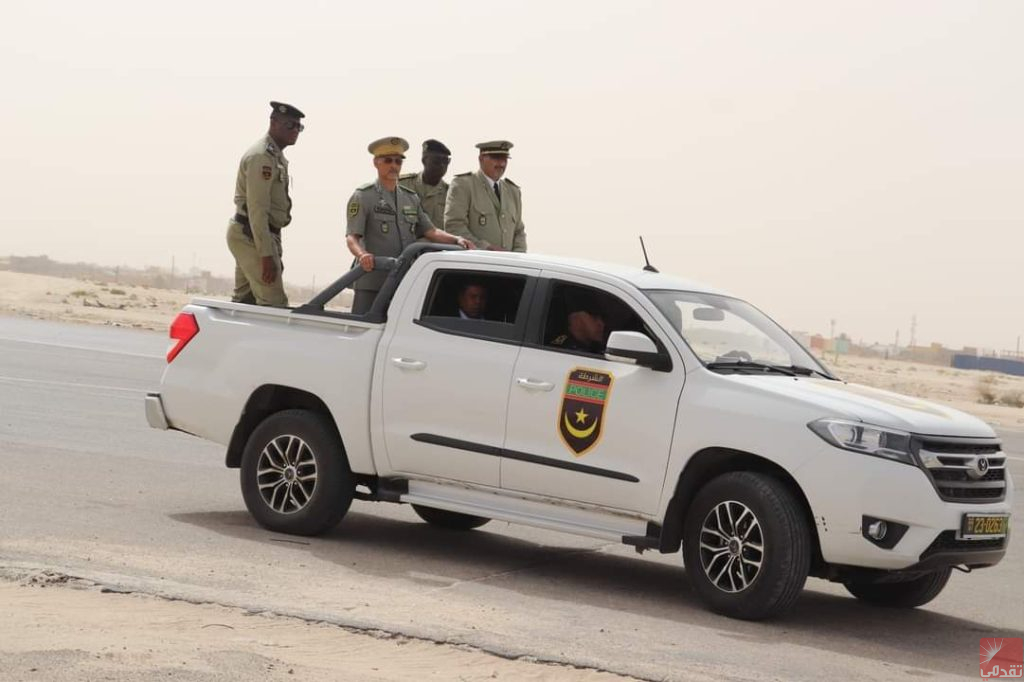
[
  {"xmin": 476, "ymin": 140, "xmax": 513, "ymax": 156},
  {"xmin": 422, "ymin": 139, "xmax": 451, "ymax": 155},
  {"xmin": 269, "ymin": 101, "xmax": 305, "ymax": 119},
  {"xmin": 368, "ymin": 136, "xmax": 410, "ymax": 158}
]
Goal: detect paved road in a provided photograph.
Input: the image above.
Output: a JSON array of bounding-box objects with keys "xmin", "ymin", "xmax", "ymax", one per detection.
[{"xmin": 0, "ymin": 316, "xmax": 1020, "ymax": 681}]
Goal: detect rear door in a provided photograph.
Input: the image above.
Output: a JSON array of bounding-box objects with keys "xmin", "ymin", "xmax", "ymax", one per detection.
[{"xmin": 378, "ymin": 263, "xmax": 538, "ymax": 486}]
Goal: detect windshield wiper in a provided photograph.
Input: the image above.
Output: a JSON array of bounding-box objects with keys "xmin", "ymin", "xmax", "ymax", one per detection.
[
  {"xmin": 787, "ymin": 365, "xmax": 834, "ymax": 379},
  {"xmin": 705, "ymin": 360, "xmax": 798, "ymax": 376}
]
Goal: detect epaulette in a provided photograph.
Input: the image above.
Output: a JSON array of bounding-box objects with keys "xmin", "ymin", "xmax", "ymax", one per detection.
[
  {"xmin": 397, "ymin": 184, "xmax": 416, "ymax": 193},
  {"xmin": 454, "ymin": 172, "xmax": 472, "ymax": 177},
  {"xmin": 551, "ymin": 334, "xmax": 567, "ymax": 345},
  {"xmin": 504, "ymin": 178, "xmax": 519, "ymax": 188},
  {"xmin": 357, "ymin": 181, "xmax": 375, "ymax": 191},
  {"xmin": 398, "ymin": 173, "xmax": 417, "ymax": 180}
]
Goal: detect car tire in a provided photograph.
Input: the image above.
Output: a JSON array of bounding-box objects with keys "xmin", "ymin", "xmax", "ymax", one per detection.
[
  {"xmin": 411, "ymin": 504, "xmax": 490, "ymax": 530},
  {"xmin": 843, "ymin": 568, "xmax": 952, "ymax": 608},
  {"xmin": 240, "ymin": 409, "xmax": 353, "ymax": 536},
  {"xmin": 682, "ymin": 471, "xmax": 811, "ymax": 620}
]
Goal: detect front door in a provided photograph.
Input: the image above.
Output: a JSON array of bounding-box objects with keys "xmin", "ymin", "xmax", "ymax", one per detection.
[{"xmin": 501, "ymin": 277, "xmax": 685, "ymax": 513}]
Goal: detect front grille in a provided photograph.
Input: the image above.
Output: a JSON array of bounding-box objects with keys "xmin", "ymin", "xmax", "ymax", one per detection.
[
  {"xmin": 920, "ymin": 530, "xmax": 1007, "ymax": 560},
  {"xmin": 922, "ymin": 441, "xmax": 1001, "ymax": 455},
  {"xmin": 914, "ymin": 436, "xmax": 1006, "ymax": 504}
]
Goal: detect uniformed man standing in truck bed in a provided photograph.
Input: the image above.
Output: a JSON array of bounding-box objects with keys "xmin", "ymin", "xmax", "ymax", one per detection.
[
  {"xmin": 345, "ymin": 137, "xmax": 474, "ymax": 315},
  {"xmin": 226, "ymin": 101, "xmax": 304, "ymax": 306},
  {"xmin": 443, "ymin": 140, "xmax": 526, "ymax": 252},
  {"xmin": 398, "ymin": 139, "xmax": 451, "ymax": 231}
]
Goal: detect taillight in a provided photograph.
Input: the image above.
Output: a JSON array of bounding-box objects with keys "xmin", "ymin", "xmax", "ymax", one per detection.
[{"xmin": 167, "ymin": 312, "xmax": 199, "ymax": 363}]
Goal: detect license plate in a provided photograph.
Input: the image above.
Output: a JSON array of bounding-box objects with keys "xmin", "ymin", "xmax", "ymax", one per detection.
[{"xmin": 959, "ymin": 513, "xmax": 1009, "ymax": 540}]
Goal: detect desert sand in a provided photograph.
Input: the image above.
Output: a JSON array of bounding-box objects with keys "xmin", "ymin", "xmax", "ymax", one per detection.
[{"xmin": 0, "ymin": 574, "xmax": 629, "ymax": 682}]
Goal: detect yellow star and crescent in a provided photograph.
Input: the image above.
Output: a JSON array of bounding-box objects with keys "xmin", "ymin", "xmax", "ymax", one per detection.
[{"xmin": 563, "ymin": 410, "xmax": 597, "ymax": 439}]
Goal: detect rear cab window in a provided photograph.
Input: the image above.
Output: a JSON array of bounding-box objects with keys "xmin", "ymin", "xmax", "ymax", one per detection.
[{"xmin": 415, "ymin": 269, "xmax": 535, "ymax": 344}]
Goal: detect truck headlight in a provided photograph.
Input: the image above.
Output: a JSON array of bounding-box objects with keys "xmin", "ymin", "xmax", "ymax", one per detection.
[{"xmin": 808, "ymin": 418, "xmax": 914, "ymax": 465}]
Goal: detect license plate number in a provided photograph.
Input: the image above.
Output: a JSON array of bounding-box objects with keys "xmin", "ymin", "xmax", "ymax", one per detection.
[{"xmin": 959, "ymin": 513, "xmax": 1009, "ymax": 539}]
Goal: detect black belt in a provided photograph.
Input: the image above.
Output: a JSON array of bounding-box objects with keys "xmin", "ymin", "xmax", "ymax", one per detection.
[{"xmin": 234, "ymin": 213, "xmax": 281, "ymax": 238}]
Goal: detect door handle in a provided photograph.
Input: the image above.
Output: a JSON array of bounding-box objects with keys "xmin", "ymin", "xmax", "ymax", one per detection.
[
  {"xmin": 515, "ymin": 378, "xmax": 554, "ymax": 392},
  {"xmin": 391, "ymin": 357, "xmax": 426, "ymax": 370}
]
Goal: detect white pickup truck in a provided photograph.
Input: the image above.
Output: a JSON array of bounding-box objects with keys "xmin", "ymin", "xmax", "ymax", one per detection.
[{"xmin": 147, "ymin": 243, "xmax": 1011, "ymax": 620}]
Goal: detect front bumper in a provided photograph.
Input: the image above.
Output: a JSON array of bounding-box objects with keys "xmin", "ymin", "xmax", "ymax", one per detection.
[
  {"xmin": 796, "ymin": 445, "xmax": 1012, "ymax": 571},
  {"xmin": 145, "ymin": 392, "xmax": 169, "ymax": 430}
]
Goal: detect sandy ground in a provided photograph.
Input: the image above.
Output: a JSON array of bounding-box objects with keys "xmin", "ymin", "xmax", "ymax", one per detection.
[
  {"xmin": 0, "ymin": 271, "xmax": 351, "ymax": 331},
  {"xmin": 817, "ymin": 352, "xmax": 1024, "ymax": 431},
  {"xmin": 2, "ymin": 269, "xmax": 1022, "ymax": 680},
  {"xmin": 0, "ymin": 574, "xmax": 629, "ymax": 682}
]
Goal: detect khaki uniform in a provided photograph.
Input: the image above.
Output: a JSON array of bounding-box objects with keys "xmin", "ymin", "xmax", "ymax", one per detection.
[
  {"xmin": 346, "ymin": 180, "xmax": 434, "ymax": 296},
  {"xmin": 399, "ymin": 172, "xmax": 448, "ymax": 231},
  {"xmin": 226, "ymin": 134, "xmax": 291, "ymax": 306},
  {"xmin": 444, "ymin": 170, "xmax": 526, "ymax": 252}
]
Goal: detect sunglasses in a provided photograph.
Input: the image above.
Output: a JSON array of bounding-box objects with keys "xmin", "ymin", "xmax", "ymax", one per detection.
[
  {"xmin": 379, "ymin": 156, "xmax": 404, "ymax": 165},
  {"xmin": 283, "ymin": 120, "xmax": 305, "ymax": 132}
]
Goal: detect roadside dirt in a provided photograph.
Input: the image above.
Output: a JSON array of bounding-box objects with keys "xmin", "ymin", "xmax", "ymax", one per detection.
[{"xmin": 0, "ymin": 574, "xmax": 635, "ymax": 682}]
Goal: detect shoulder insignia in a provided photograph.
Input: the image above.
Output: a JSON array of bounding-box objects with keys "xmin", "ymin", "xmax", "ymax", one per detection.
[
  {"xmin": 551, "ymin": 334, "xmax": 568, "ymax": 346},
  {"xmin": 261, "ymin": 165, "xmax": 272, "ymax": 180},
  {"xmin": 454, "ymin": 172, "xmax": 472, "ymax": 177},
  {"xmin": 357, "ymin": 181, "xmax": 375, "ymax": 191},
  {"xmin": 504, "ymin": 178, "xmax": 519, "ymax": 188},
  {"xmin": 398, "ymin": 173, "xmax": 416, "ymax": 180},
  {"xmin": 348, "ymin": 200, "xmax": 360, "ymax": 219}
]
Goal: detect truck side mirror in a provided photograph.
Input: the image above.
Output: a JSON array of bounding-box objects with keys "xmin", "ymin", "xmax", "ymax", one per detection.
[{"xmin": 605, "ymin": 331, "xmax": 671, "ymax": 371}]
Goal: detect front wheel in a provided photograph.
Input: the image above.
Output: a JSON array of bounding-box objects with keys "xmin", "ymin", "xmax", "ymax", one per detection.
[
  {"xmin": 411, "ymin": 504, "xmax": 490, "ymax": 530},
  {"xmin": 843, "ymin": 568, "xmax": 952, "ymax": 608},
  {"xmin": 240, "ymin": 409, "xmax": 353, "ymax": 536},
  {"xmin": 682, "ymin": 471, "xmax": 811, "ymax": 620}
]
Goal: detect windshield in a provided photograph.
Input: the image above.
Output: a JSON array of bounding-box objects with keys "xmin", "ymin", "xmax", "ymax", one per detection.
[{"xmin": 645, "ymin": 290, "xmax": 830, "ymax": 375}]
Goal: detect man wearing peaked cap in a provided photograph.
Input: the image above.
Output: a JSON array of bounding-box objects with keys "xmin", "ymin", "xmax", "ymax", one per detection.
[
  {"xmin": 345, "ymin": 137, "xmax": 474, "ymax": 315},
  {"xmin": 443, "ymin": 140, "xmax": 526, "ymax": 252},
  {"xmin": 225, "ymin": 101, "xmax": 306, "ymax": 306},
  {"xmin": 398, "ymin": 139, "xmax": 451, "ymax": 230}
]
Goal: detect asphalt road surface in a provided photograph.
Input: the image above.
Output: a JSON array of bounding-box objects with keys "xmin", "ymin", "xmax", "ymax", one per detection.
[{"xmin": 0, "ymin": 316, "xmax": 1020, "ymax": 681}]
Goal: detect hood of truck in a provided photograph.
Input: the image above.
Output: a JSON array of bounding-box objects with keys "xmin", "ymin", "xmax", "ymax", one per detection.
[{"xmin": 726, "ymin": 375, "xmax": 995, "ymax": 438}]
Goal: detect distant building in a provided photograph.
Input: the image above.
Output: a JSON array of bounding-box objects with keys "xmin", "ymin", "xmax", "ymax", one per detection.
[
  {"xmin": 953, "ymin": 354, "xmax": 1024, "ymax": 377},
  {"xmin": 791, "ymin": 330, "xmax": 812, "ymax": 349}
]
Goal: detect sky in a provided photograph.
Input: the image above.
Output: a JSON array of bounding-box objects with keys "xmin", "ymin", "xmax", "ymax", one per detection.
[{"xmin": 1, "ymin": 0, "xmax": 1021, "ymax": 351}]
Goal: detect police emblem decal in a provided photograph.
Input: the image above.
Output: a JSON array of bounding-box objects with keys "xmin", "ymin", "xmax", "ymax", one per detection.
[
  {"xmin": 347, "ymin": 201, "xmax": 360, "ymax": 219},
  {"xmin": 558, "ymin": 368, "xmax": 613, "ymax": 456}
]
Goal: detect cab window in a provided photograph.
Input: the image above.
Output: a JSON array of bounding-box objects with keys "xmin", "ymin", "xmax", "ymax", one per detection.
[
  {"xmin": 540, "ymin": 281, "xmax": 650, "ymax": 356},
  {"xmin": 417, "ymin": 270, "xmax": 531, "ymax": 343}
]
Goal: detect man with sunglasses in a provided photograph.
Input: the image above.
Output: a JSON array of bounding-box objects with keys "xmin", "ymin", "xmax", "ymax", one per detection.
[
  {"xmin": 443, "ymin": 140, "xmax": 526, "ymax": 252},
  {"xmin": 226, "ymin": 101, "xmax": 305, "ymax": 306},
  {"xmin": 345, "ymin": 137, "xmax": 474, "ymax": 315}
]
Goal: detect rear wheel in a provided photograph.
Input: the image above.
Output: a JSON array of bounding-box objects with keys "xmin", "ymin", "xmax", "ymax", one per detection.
[
  {"xmin": 240, "ymin": 409, "xmax": 353, "ymax": 536},
  {"xmin": 843, "ymin": 568, "xmax": 952, "ymax": 608},
  {"xmin": 411, "ymin": 504, "xmax": 490, "ymax": 530},
  {"xmin": 682, "ymin": 471, "xmax": 811, "ymax": 620}
]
